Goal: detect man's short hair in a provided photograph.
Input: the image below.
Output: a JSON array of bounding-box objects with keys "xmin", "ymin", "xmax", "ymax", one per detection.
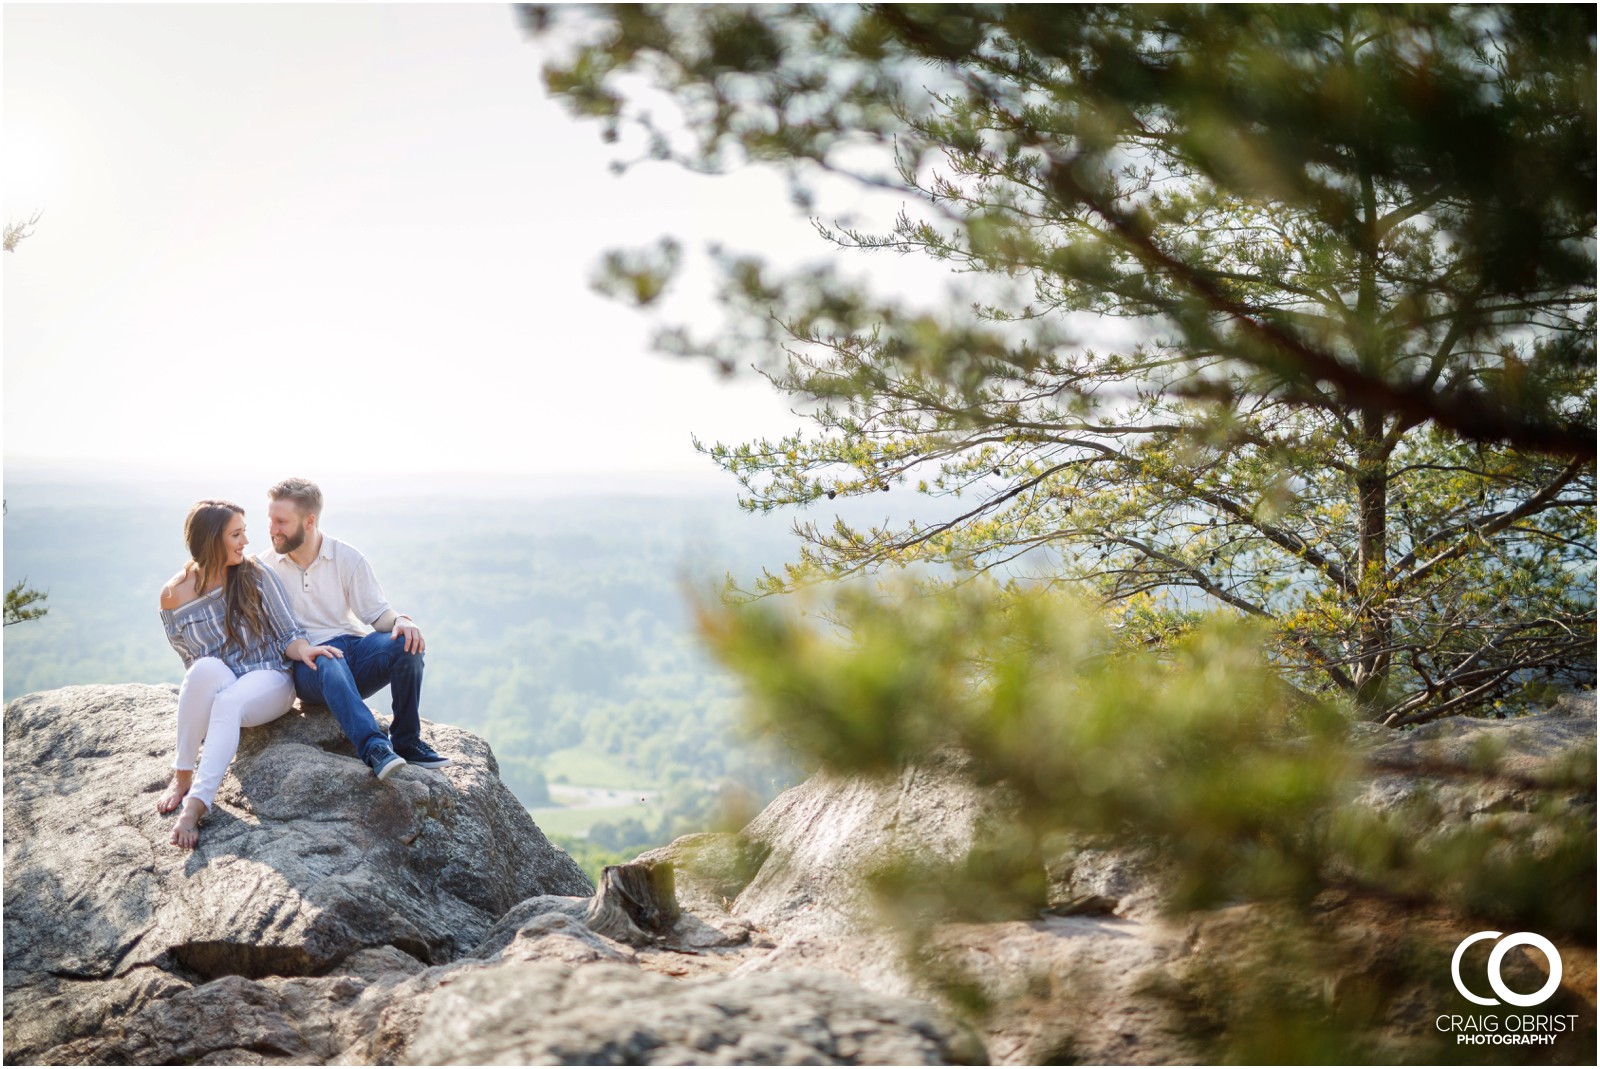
[{"xmin": 269, "ymin": 477, "xmax": 323, "ymax": 518}]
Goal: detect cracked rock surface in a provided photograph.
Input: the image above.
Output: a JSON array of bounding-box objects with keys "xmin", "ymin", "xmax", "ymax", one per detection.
[
  {"xmin": 405, "ymin": 959, "xmax": 983, "ymax": 1066},
  {"xmin": 2, "ymin": 683, "xmax": 592, "ymax": 1063},
  {"xmin": 8, "ymin": 683, "xmax": 1592, "ymax": 1066},
  {"xmin": 3, "ymin": 685, "xmax": 983, "ymax": 1067}
]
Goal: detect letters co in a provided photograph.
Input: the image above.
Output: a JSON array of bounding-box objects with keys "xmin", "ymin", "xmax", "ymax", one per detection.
[{"xmin": 1450, "ymin": 931, "xmax": 1562, "ymax": 1008}]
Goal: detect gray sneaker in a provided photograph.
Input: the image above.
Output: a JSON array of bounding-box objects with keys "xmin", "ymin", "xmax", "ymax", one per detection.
[{"xmin": 367, "ymin": 744, "xmax": 405, "ymax": 781}]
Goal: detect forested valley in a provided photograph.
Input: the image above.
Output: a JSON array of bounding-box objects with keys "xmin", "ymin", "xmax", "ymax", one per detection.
[{"xmin": 3, "ymin": 479, "xmax": 909, "ymax": 875}]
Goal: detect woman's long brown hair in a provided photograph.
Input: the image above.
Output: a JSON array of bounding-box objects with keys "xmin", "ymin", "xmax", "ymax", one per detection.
[{"xmin": 183, "ymin": 500, "xmax": 275, "ymax": 653}]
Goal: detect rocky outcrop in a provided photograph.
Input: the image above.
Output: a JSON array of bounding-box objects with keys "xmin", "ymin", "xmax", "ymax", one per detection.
[
  {"xmin": 405, "ymin": 961, "xmax": 983, "ymax": 1065},
  {"xmin": 31, "ymin": 908, "xmax": 981, "ymax": 1066},
  {"xmin": 639, "ymin": 695, "xmax": 1599, "ymax": 1065},
  {"xmin": 1356, "ymin": 690, "xmax": 1597, "ymax": 812},
  {"xmin": 6, "ymin": 684, "xmax": 1594, "ymax": 1066},
  {"xmin": 636, "ymin": 755, "xmax": 1203, "ymax": 1063},
  {"xmin": 3, "ymin": 683, "xmax": 591, "ymax": 1062},
  {"xmin": 729, "ymin": 752, "xmax": 1008, "ymax": 941},
  {"xmin": 3, "ymin": 685, "xmax": 985, "ymax": 1066}
]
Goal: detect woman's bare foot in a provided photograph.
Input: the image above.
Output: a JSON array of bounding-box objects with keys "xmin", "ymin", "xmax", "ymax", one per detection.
[
  {"xmin": 157, "ymin": 770, "xmax": 194, "ymax": 815},
  {"xmin": 170, "ymin": 797, "xmax": 206, "ymax": 849}
]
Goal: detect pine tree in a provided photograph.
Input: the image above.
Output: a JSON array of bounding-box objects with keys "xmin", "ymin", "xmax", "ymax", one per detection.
[
  {"xmin": 2, "ymin": 503, "xmax": 48, "ymax": 627},
  {"xmin": 527, "ymin": 4, "xmax": 1595, "ymax": 722}
]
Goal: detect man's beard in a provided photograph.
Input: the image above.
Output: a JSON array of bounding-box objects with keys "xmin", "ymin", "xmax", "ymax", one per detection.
[{"xmin": 274, "ymin": 529, "xmax": 306, "ymax": 555}]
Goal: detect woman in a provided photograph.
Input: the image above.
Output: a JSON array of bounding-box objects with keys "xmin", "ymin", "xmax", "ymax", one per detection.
[{"xmin": 157, "ymin": 499, "xmax": 341, "ymax": 849}]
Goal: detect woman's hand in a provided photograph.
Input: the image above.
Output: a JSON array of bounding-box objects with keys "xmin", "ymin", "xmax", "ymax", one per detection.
[{"xmin": 287, "ymin": 638, "xmax": 344, "ymax": 671}]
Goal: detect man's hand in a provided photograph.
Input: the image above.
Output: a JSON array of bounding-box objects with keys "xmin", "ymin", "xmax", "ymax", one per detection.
[{"xmin": 392, "ymin": 619, "xmax": 425, "ymax": 655}]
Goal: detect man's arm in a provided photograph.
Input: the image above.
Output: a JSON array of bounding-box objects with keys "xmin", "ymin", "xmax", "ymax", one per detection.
[
  {"xmin": 345, "ymin": 550, "xmax": 424, "ymax": 654},
  {"xmin": 377, "ymin": 610, "xmax": 424, "ymax": 654}
]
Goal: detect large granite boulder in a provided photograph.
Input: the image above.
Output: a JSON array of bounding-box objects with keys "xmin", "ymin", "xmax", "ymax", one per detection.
[
  {"xmin": 3, "ymin": 683, "xmax": 592, "ymax": 1063},
  {"xmin": 729, "ymin": 752, "xmax": 1008, "ymax": 941}
]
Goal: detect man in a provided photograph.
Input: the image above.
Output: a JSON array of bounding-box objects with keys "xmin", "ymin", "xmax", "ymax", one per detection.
[{"xmin": 258, "ymin": 477, "xmax": 449, "ymax": 779}]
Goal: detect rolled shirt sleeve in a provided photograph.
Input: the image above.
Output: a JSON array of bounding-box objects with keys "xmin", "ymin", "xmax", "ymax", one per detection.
[
  {"xmin": 159, "ymin": 608, "xmax": 197, "ymax": 668},
  {"xmin": 344, "ymin": 553, "xmax": 394, "ymax": 630},
  {"xmin": 256, "ymin": 564, "xmax": 308, "ymax": 660}
]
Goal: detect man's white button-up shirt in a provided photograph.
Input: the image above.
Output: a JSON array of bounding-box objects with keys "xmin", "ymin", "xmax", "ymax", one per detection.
[{"xmin": 256, "ymin": 534, "xmax": 393, "ymax": 646}]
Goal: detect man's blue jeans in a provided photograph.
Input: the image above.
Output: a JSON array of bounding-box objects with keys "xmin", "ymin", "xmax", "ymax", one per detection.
[{"xmin": 292, "ymin": 631, "xmax": 425, "ymax": 762}]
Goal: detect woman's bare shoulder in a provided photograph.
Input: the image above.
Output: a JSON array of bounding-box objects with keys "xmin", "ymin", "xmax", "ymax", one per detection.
[{"xmin": 160, "ymin": 567, "xmax": 201, "ymax": 611}]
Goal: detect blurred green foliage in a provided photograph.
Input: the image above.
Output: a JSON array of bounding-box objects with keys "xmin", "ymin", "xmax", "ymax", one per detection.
[
  {"xmin": 697, "ymin": 579, "xmax": 1595, "ymax": 1061},
  {"xmin": 701, "ymin": 582, "xmax": 1348, "ymax": 911},
  {"xmin": 549, "ymin": 834, "xmax": 637, "ymax": 887}
]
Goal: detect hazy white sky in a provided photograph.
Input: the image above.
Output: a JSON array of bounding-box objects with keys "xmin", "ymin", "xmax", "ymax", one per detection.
[{"xmin": 3, "ymin": 3, "xmax": 916, "ymax": 480}]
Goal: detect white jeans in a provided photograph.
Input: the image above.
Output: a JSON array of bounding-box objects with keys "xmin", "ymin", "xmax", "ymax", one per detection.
[{"xmin": 174, "ymin": 658, "xmax": 294, "ymax": 810}]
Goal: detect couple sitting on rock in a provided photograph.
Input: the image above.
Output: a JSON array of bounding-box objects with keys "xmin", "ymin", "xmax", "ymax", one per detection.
[{"xmin": 157, "ymin": 477, "xmax": 449, "ymax": 849}]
